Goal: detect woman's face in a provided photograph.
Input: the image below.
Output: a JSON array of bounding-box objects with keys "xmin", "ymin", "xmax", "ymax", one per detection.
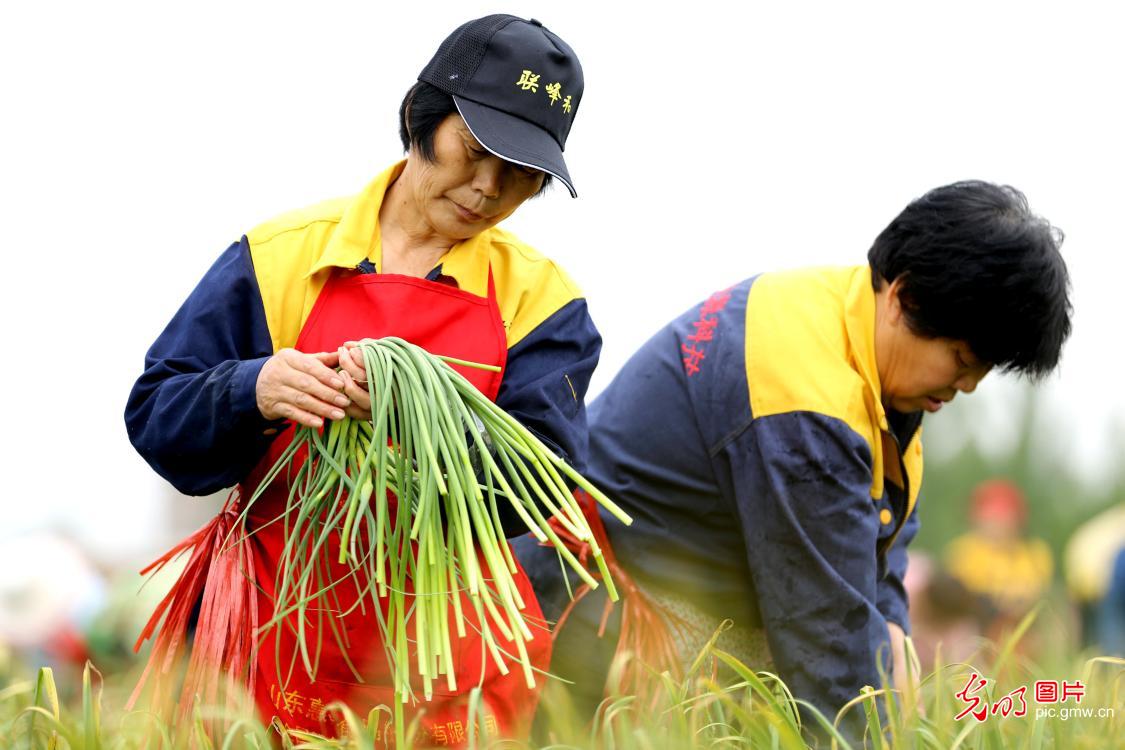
[
  {"xmin": 882, "ymin": 333, "xmax": 991, "ymax": 413},
  {"xmin": 405, "ymin": 114, "xmax": 545, "ymax": 242},
  {"xmin": 877, "ymin": 280, "xmax": 993, "ymax": 414}
]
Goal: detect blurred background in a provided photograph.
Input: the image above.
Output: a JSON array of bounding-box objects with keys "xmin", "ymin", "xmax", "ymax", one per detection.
[{"xmin": 1, "ymin": 0, "xmax": 1123, "ymax": 689}]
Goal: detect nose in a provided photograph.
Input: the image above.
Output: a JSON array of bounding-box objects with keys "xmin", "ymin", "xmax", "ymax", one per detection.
[
  {"xmin": 472, "ymin": 156, "xmax": 504, "ymax": 199},
  {"xmin": 955, "ymin": 365, "xmax": 991, "ymax": 394}
]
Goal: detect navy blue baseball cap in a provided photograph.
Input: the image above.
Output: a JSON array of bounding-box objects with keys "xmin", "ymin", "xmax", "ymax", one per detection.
[{"xmin": 419, "ymin": 14, "xmax": 583, "ymax": 197}]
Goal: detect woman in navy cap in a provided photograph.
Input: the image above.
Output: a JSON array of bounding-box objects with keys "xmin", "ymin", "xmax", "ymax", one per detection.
[{"xmin": 125, "ymin": 14, "xmax": 596, "ymax": 743}]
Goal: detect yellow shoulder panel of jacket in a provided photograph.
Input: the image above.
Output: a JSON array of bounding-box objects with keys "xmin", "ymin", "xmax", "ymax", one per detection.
[
  {"xmin": 443, "ymin": 225, "xmax": 585, "ymax": 348},
  {"xmin": 745, "ymin": 265, "xmax": 889, "ymax": 499},
  {"xmin": 245, "ymin": 197, "xmax": 352, "ymax": 352}
]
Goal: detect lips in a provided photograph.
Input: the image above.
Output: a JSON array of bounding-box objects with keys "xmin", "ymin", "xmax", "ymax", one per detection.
[
  {"xmin": 451, "ymin": 200, "xmax": 484, "ymax": 222},
  {"xmin": 924, "ymin": 396, "xmax": 946, "ymax": 413}
]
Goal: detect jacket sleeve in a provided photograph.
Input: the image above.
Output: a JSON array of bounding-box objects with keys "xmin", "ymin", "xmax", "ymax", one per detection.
[
  {"xmin": 723, "ymin": 410, "xmax": 893, "ymax": 729},
  {"xmin": 876, "ymin": 504, "xmax": 919, "ymax": 632},
  {"xmin": 124, "ymin": 237, "xmax": 281, "ymax": 495},
  {"xmin": 495, "ymin": 298, "xmax": 601, "ymax": 472}
]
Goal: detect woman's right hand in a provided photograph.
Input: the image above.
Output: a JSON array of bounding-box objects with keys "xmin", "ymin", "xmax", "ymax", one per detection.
[
  {"xmin": 255, "ymin": 348, "xmax": 350, "ymax": 428},
  {"xmin": 336, "ymin": 343, "xmax": 373, "ymax": 421}
]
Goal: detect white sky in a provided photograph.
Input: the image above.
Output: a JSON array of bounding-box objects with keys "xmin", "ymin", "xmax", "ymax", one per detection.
[{"xmin": 2, "ymin": 1, "xmax": 1123, "ymax": 565}]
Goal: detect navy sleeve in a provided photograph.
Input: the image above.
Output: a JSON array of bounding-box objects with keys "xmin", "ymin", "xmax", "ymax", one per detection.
[
  {"xmin": 496, "ymin": 298, "xmax": 601, "ymax": 473},
  {"xmin": 876, "ymin": 504, "xmax": 919, "ymax": 632},
  {"xmin": 124, "ymin": 238, "xmax": 280, "ymax": 495},
  {"xmin": 725, "ymin": 411, "xmax": 892, "ymax": 729}
]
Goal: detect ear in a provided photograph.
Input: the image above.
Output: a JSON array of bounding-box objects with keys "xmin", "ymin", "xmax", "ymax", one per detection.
[
  {"xmin": 885, "ymin": 277, "xmax": 906, "ymax": 327},
  {"xmin": 402, "ymin": 86, "xmax": 420, "ymax": 153}
]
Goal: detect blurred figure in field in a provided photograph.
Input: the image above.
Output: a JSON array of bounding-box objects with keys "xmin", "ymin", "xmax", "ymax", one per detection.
[
  {"xmin": 0, "ymin": 531, "xmax": 107, "ymax": 695},
  {"xmin": 944, "ymin": 480, "xmax": 1053, "ymax": 642},
  {"xmin": 903, "ymin": 551, "xmax": 979, "ymax": 670},
  {"xmin": 1064, "ymin": 503, "xmax": 1125, "ymax": 653},
  {"xmin": 1100, "ymin": 546, "xmax": 1125, "ymax": 656}
]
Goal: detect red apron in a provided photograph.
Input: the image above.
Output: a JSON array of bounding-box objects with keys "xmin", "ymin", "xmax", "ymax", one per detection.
[{"xmin": 239, "ymin": 267, "xmax": 551, "ymax": 744}]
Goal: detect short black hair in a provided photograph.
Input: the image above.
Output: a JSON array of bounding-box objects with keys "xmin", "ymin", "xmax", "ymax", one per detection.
[
  {"xmin": 397, "ymin": 81, "xmax": 553, "ymax": 196},
  {"xmin": 867, "ymin": 180, "xmax": 1071, "ymax": 379}
]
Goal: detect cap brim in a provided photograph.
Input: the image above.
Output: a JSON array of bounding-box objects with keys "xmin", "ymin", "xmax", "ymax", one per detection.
[{"xmin": 454, "ymin": 96, "xmax": 576, "ymax": 198}]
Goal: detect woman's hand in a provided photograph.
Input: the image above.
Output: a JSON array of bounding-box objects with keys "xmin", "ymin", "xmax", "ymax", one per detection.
[
  {"xmin": 255, "ymin": 348, "xmax": 350, "ymax": 428},
  {"xmin": 337, "ymin": 342, "xmax": 373, "ymax": 421},
  {"xmin": 888, "ymin": 621, "xmax": 924, "ymax": 718}
]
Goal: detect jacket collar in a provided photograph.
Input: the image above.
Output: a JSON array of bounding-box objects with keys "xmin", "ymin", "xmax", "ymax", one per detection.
[
  {"xmin": 844, "ymin": 265, "xmax": 889, "ymax": 433},
  {"xmin": 306, "ymin": 160, "xmax": 490, "ymax": 296},
  {"xmin": 844, "ymin": 265, "xmax": 924, "ymax": 544}
]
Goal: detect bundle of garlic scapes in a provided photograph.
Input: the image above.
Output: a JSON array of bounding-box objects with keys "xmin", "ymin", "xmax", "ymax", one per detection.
[{"xmin": 239, "ymin": 336, "xmax": 630, "ymax": 709}]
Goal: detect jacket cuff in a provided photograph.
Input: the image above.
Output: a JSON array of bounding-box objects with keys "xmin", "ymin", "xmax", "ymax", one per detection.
[{"xmin": 229, "ymin": 356, "xmax": 284, "ymax": 431}]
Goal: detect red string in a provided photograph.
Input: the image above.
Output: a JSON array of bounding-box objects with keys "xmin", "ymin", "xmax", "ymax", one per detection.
[
  {"xmin": 545, "ymin": 491, "xmax": 695, "ymax": 705},
  {"xmin": 128, "ymin": 491, "xmax": 259, "ymax": 726}
]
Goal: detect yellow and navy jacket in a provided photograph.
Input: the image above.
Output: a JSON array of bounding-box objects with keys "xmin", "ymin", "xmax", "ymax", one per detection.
[
  {"xmin": 125, "ymin": 163, "xmax": 601, "ymax": 496},
  {"xmin": 520, "ymin": 266, "xmax": 923, "ymax": 721}
]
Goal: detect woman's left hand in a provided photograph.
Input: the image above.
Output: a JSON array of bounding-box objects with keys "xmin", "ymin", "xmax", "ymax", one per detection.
[{"xmin": 337, "ymin": 342, "xmax": 373, "ymax": 421}]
